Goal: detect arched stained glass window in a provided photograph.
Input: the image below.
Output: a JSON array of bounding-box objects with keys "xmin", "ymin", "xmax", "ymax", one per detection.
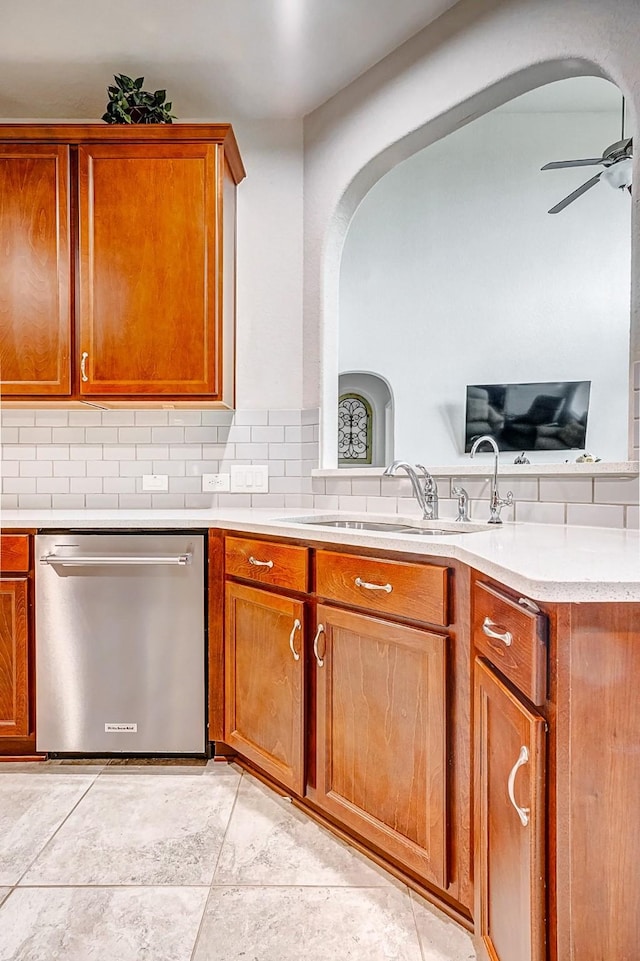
[{"xmin": 338, "ymin": 393, "xmax": 372, "ymax": 464}]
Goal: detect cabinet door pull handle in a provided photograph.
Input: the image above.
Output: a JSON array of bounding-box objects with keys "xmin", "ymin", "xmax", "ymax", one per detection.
[
  {"xmin": 80, "ymin": 351, "xmax": 89, "ymax": 382},
  {"xmin": 289, "ymin": 618, "xmax": 301, "ymax": 661},
  {"xmin": 518, "ymin": 596, "xmax": 541, "ymax": 614},
  {"xmin": 312, "ymin": 623, "xmax": 325, "ymax": 668},
  {"xmin": 354, "ymin": 577, "xmax": 392, "ymax": 593},
  {"xmin": 249, "ymin": 556, "xmax": 274, "ymax": 569},
  {"xmin": 507, "ymin": 745, "xmax": 530, "ymax": 827},
  {"xmin": 482, "ymin": 616, "xmax": 512, "ymax": 647}
]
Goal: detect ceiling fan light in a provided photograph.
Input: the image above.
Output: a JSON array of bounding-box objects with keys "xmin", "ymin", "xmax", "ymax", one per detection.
[{"xmin": 601, "ymin": 157, "xmax": 633, "ymax": 190}]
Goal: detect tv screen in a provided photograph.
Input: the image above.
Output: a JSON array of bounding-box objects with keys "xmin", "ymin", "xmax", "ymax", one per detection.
[{"xmin": 465, "ymin": 381, "xmax": 591, "ymax": 452}]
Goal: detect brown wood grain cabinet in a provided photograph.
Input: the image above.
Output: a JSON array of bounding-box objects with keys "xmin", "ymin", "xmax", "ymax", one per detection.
[
  {"xmin": 215, "ymin": 531, "xmax": 640, "ymax": 958},
  {"xmin": 0, "ymin": 124, "xmax": 244, "ymax": 403},
  {"xmin": 474, "ymin": 657, "xmax": 546, "ymax": 961},
  {"xmin": 0, "ymin": 533, "xmax": 34, "ymax": 754},
  {"xmin": 313, "ymin": 603, "xmax": 448, "ymax": 888}
]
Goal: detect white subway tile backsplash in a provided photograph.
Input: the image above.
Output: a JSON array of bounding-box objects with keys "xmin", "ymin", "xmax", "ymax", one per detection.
[
  {"xmin": 34, "ymin": 411, "xmax": 69, "ymax": 426},
  {"xmin": 118, "ymin": 461, "xmax": 153, "ymax": 477},
  {"xmin": 103, "ymin": 446, "xmax": 137, "ymax": 461},
  {"xmin": 226, "ymin": 426, "xmax": 251, "ymax": 443},
  {"xmin": 168, "ymin": 477, "xmax": 202, "ymax": 494},
  {"xmin": 218, "ymin": 493, "xmax": 252, "ymax": 508},
  {"xmin": 351, "ymin": 478, "xmax": 382, "ymax": 496},
  {"xmin": 19, "ymin": 461, "xmax": 53, "ymax": 477},
  {"xmin": 151, "ymin": 426, "xmax": 185, "ymax": 444},
  {"xmin": 18, "ymin": 427, "xmax": 52, "ymax": 444},
  {"xmin": 515, "ymin": 502, "xmax": 565, "ymax": 525},
  {"xmin": 52, "ymin": 494, "xmax": 86, "ymax": 509},
  {"xmin": 326, "ymin": 478, "xmax": 352, "ymax": 496},
  {"xmin": 3, "ymin": 445, "xmax": 36, "ymax": 460},
  {"xmin": 52, "ymin": 427, "xmax": 85, "ymax": 443},
  {"xmin": 338, "ymin": 495, "xmax": 368, "ymax": 511},
  {"xmin": 134, "ymin": 445, "xmax": 170, "ymax": 460},
  {"xmin": 0, "ymin": 494, "xmax": 18, "ymax": 509},
  {"xmin": 4, "ymin": 478, "xmax": 36, "ymax": 493},
  {"xmin": 134, "ymin": 411, "xmax": 169, "ymax": 426},
  {"xmin": 270, "ymin": 476, "xmax": 304, "ymax": 494},
  {"xmin": 0, "ymin": 427, "xmax": 19, "ymax": 443},
  {"xmin": 626, "ymin": 506, "xmax": 639, "ymax": 528},
  {"xmin": 36, "ymin": 477, "xmax": 70, "ymax": 494},
  {"xmin": 69, "ymin": 445, "xmax": 103, "ymax": 461},
  {"xmin": 236, "ymin": 443, "xmax": 269, "ymax": 459},
  {"xmin": 0, "ymin": 461, "xmax": 19, "ymax": 477},
  {"xmin": 251, "ymin": 493, "xmax": 286, "ymax": 507},
  {"xmin": 185, "ymin": 493, "xmax": 214, "ymax": 508},
  {"xmin": 103, "ymin": 478, "xmax": 136, "ymax": 494},
  {"xmin": 284, "ymin": 461, "xmax": 304, "ymax": 477},
  {"xmin": 70, "ymin": 477, "xmax": 103, "ymax": 494},
  {"xmin": 151, "ymin": 494, "xmax": 187, "ymax": 509},
  {"xmin": 202, "ymin": 410, "xmax": 235, "ymax": 426},
  {"xmin": 87, "ymin": 461, "xmax": 120, "ymax": 477},
  {"xmin": 168, "ymin": 411, "xmax": 202, "ymax": 426},
  {"xmin": 19, "ymin": 494, "xmax": 52, "ymax": 509},
  {"xmin": 2, "ymin": 412, "xmax": 35, "ymax": 426},
  {"xmin": 86, "ymin": 494, "xmax": 119, "ymax": 509},
  {"xmin": 68, "ymin": 410, "xmax": 101, "ymax": 426},
  {"xmin": 268, "ymin": 410, "xmax": 302, "ymax": 426},
  {"xmin": 365, "ymin": 496, "xmax": 399, "ymax": 513},
  {"xmin": 252, "ymin": 426, "xmax": 285, "ymax": 443},
  {"xmin": 118, "ymin": 427, "xmax": 152, "ymax": 444},
  {"xmin": 53, "ymin": 462, "xmax": 86, "ymax": 477},
  {"xmin": 100, "ymin": 411, "xmax": 136, "ymax": 426},
  {"xmin": 119, "ymin": 494, "xmax": 152, "ymax": 509},
  {"xmin": 594, "ymin": 477, "xmax": 640, "ymax": 505},
  {"xmin": 152, "ymin": 460, "xmax": 186, "ymax": 477},
  {"xmin": 184, "ymin": 427, "xmax": 217, "ymax": 444},
  {"xmin": 169, "ymin": 445, "xmax": 203, "ymax": 461},
  {"xmin": 86, "ymin": 427, "xmax": 118, "ymax": 444},
  {"xmin": 37, "ymin": 445, "xmax": 70, "ymax": 460},
  {"xmin": 284, "ymin": 493, "xmax": 314, "ymax": 509},
  {"xmin": 539, "ymin": 478, "xmax": 593, "ymax": 503},
  {"xmin": 284, "ymin": 427, "xmax": 303, "ymax": 443},
  {"xmin": 313, "ymin": 494, "xmax": 340, "ymax": 510},
  {"xmin": 567, "ymin": 503, "xmax": 625, "ymax": 528}
]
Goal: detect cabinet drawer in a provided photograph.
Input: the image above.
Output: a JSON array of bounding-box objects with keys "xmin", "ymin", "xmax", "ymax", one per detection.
[
  {"xmin": 472, "ymin": 581, "xmax": 547, "ymax": 705},
  {"xmin": 315, "ymin": 550, "xmax": 448, "ymax": 626},
  {"xmin": 225, "ymin": 536, "xmax": 309, "ymax": 592},
  {"xmin": 0, "ymin": 535, "xmax": 30, "ymax": 573}
]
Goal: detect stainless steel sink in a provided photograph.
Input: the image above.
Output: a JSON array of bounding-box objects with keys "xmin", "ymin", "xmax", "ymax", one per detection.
[{"xmin": 290, "ymin": 517, "xmax": 490, "ymax": 535}]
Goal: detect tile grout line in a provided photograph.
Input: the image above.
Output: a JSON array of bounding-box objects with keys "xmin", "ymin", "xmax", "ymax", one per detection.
[
  {"xmin": 408, "ymin": 888, "xmax": 428, "ymax": 961},
  {"xmin": 10, "ymin": 772, "xmax": 102, "ymax": 888},
  {"xmin": 188, "ymin": 770, "xmax": 245, "ymax": 961}
]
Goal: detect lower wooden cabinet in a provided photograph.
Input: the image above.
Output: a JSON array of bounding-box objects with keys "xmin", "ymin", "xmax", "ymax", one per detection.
[
  {"xmin": 0, "ymin": 578, "xmax": 30, "ymax": 738},
  {"xmin": 474, "ymin": 657, "xmax": 546, "ymax": 961},
  {"xmin": 313, "ymin": 603, "xmax": 448, "ymax": 888},
  {"xmin": 224, "ymin": 581, "xmax": 306, "ymax": 795}
]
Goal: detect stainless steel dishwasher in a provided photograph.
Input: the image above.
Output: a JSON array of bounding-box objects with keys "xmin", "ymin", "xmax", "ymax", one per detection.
[{"xmin": 35, "ymin": 532, "xmax": 205, "ymax": 755}]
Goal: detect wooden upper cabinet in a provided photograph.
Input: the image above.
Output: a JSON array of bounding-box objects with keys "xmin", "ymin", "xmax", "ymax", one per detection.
[
  {"xmin": 0, "ymin": 145, "xmax": 71, "ymax": 395},
  {"xmin": 77, "ymin": 143, "xmax": 221, "ymax": 398},
  {"xmin": 0, "ymin": 124, "xmax": 243, "ymax": 402}
]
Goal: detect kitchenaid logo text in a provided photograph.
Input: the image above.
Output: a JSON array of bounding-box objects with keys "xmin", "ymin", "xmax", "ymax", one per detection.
[{"xmin": 105, "ymin": 723, "xmax": 138, "ymax": 733}]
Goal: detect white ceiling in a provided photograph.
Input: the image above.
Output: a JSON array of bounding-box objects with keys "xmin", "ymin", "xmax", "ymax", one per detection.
[{"xmin": 0, "ymin": 0, "xmax": 462, "ymax": 121}]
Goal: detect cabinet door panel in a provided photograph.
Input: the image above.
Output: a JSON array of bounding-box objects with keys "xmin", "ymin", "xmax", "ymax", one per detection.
[
  {"xmin": 315, "ymin": 604, "xmax": 447, "ymax": 887},
  {"xmin": 77, "ymin": 143, "xmax": 220, "ymax": 396},
  {"xmin": 225, "ymin": 582, "xmax": 305, "ymax": 795},
  {"xmin": 474, "ymin": 657, "xmax": 546, "ymax": 961},
  {"xmin": 0, "ymin": 145, "xmax": 71, "ymax": 394},
  {"xmin": 0, "ymin": 578, "xmax": 29, "ymax": 738}
]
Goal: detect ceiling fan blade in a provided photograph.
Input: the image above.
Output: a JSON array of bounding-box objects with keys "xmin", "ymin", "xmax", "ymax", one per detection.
[
  {"xmin": 548, "ymin": 172, "xmax": 603, "ymax": 214},
  {"xmin": 541, "ymin": 158, "xmax": 603, "ymax": 170}
]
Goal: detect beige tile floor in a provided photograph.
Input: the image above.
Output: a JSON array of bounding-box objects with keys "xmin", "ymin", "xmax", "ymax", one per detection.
[{"xmin": 0, "ymin": 760, "xmax": 477, "ymax": 961}]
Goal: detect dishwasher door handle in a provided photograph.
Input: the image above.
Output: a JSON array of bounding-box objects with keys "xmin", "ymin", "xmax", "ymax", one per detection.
[{"xmin": 39, "ymin": 553, "xmax": 193, "ymax": 567}]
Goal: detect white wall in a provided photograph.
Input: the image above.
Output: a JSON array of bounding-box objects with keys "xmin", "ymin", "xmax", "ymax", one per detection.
[
  {"xmin": 233, "ymin": 119, "xmax": 304, "ymax": 410},
  {"xmin": 303, "ymin": 0, "xmax": 640, "ymax": 466},
  {"xmin": 339, "ymin": 106, "xmax": 631, "ymax": 465}
]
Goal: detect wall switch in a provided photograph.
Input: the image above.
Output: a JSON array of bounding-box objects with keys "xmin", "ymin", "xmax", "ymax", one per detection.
[
  {"xmin": 142, "ymin": 474, "xmax": 168, "ymax": 492},
  {"xmin": 230, "ymin": 464, "xmax": 269, "ymax": 493},
  {"xmin": 202, "ymin": 472, "xmax": 230, "ymax": 492}
]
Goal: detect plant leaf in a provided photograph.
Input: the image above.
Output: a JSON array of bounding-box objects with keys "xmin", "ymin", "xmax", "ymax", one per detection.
[
  {"xmin": 134, "ymin": 76, "xmax": 144, "ymax": 89},
  {"xmin": 154, "ymin": 90, "xmax": 166, "ymax": 104}
]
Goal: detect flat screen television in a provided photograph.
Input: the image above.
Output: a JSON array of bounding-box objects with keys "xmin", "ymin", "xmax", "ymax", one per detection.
[{"xmin": 464, "ymin": 381, "xmax": 591, "ymax": 452}]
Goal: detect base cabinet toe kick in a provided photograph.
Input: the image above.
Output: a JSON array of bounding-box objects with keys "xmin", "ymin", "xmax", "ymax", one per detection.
[{"xmin": 212, "ymin": 529, "xmax": 640, "ymax": 961}]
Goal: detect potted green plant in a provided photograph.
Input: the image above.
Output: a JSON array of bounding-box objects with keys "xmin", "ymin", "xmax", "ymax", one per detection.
[{"xmin": 102, "ymin": 74, "xmax": 176, "ymax": 124}]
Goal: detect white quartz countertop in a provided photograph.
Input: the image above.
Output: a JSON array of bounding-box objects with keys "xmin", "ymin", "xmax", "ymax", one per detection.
[{"xmin": 2, "ymin": 507, "xmax": 639, "ymax": 603}]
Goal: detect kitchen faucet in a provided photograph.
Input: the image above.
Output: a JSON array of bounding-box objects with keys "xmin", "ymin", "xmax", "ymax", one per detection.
[
  {"xmin": 383, "ymin": 461, "xmax": 439, "ymax": 520},
  {"xmin": 469, "ymin": 435, "xmax": 513, "ymax": 524}
]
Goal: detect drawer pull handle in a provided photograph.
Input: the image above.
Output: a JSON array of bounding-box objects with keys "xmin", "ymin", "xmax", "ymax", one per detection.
[
  {"xmin": 289, "ymin": 619, "xmax": 301, "ymax": 661},
  {"xmin": 313, "ymin": 623, "xmax": 325, "ymax": 668},
  {"xmin": 249, "ymin": 556, "xmax": 274, "ymax": 569},
  {"xmin": 482, "ymin": 616, "xmax": 512, "ymax": 647},
  {"xmin": 80, "ymin": 351, "xmax": 89, "ymax": 382},
  {"xmin": 354, "ymin": 577, "xmax": 392, "ymax": 594},
  {"xmin": 518, "ymin": 597, "xmax": 541, "ymax": 614},
  {"xmin": 507, "ymin": 745, "xmax": 530, "ymax": 827}
]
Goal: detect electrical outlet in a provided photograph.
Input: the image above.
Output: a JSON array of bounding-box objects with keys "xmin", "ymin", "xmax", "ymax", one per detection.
[
  {"xmin": 230, "ymin": 464, "xmax": 269, "ymax": 493},
  {"xmin": 202, "ymin": 473, "xmax": 230, "ymax": 492},
  {"xmin": 142, "ymin": 474, "xmax": 168, "ymax": 492}
]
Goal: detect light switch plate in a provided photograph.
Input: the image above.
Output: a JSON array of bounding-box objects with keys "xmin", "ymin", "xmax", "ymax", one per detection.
[
  {"xmin": 142, "ymin": 474, "xmax": 168, "ymax": 492},
  {"xmin": 230, "ymin": 464, "xmax": 269, "ymax": 493},
  {"xmin": 202, "ymin": 473, "xmax": 230, "ymax": 492}
]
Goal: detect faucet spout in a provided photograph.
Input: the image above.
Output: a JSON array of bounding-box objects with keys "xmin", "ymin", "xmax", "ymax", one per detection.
[
  {"xmin": 383, "ymin": 460, "xmax": 432, "ymax": 519},
  {"xmin": 469, "ymin": 435, "xmax": 513, "ymax": 524}
]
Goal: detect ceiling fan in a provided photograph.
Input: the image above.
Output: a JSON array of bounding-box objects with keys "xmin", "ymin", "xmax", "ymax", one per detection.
[{"xmin": 541, "ymin": 98, "xmax": 633, "ymax": 214}]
